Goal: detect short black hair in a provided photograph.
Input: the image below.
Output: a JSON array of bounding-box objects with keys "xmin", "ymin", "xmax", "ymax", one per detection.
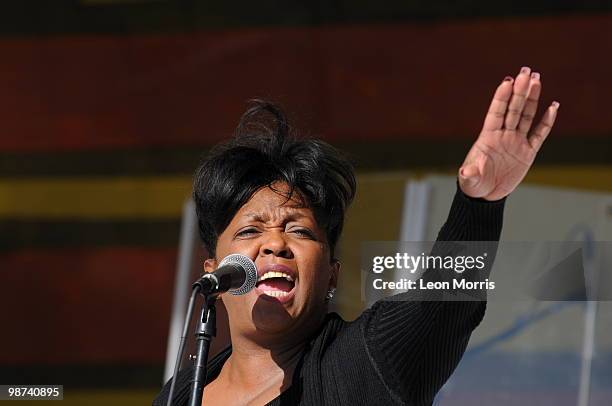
[{"xmin": 193, "ymin": 100, "xmax": 356, "ymax": 259}]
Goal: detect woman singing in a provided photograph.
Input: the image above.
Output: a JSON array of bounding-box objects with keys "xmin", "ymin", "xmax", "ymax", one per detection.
[{"xmin": 154, "ymin": 66, "xmax": 558, "ymax": 405}]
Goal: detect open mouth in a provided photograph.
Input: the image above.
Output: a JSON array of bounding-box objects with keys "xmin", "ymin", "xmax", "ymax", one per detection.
[{"xmin": 255, "ymin": 271, "xmax": 296, "ymax": 299}]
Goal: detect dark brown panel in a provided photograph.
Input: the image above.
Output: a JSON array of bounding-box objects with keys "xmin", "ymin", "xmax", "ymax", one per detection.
[
  {"xmin": 0, "ymin": 220, "xmax": 181, "ymax": 250},
  {"xmin": 0, "ymin": 136, "xmax": 609, "ymax": 178},
  {"xmin": 1, "ymin": 1, "xmax": 611, "ymax": 37}
]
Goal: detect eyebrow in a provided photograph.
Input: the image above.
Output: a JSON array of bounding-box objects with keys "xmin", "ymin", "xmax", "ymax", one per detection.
[{"xmin": 243, "ymin": 211, "xmax": 308, "ymax": 223}]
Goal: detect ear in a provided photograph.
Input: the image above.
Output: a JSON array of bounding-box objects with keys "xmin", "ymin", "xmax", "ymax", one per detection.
[
  {"xmin": 329, "ymin": 259, "xmax": 340, "ymax": 290},
  {"xmin": 204, "ymin": 258, "xmax": 225, "ymax": 301},
  {"xmin": 204, "ymin": 258, "xmax": 217, "ymax": 274}
]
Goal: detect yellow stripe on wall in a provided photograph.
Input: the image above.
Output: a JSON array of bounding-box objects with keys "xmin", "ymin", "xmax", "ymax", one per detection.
[
  {"xmin": 15, "ymin": 389, "xmax": 159, "ymax": 406},
  {"xmin": 408, "ymin": 165, "xmax": 612, "ymax": 193},
  {"xmin": 522, "ymin": 165, "xmax": 612, "ymax": 192},
  {"xmin": 0, "ymin": 177, "xmax": 191, "ymax": 219}
]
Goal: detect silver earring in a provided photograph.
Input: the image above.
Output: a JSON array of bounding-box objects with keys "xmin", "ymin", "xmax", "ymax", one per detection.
[{"xmin": 325, "ymin": 288, "xmax": 336, "ymax": 301}]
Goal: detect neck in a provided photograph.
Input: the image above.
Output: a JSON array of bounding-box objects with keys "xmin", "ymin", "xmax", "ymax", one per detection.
[
  {"xmin": 222, "ymin": 332, "xmax": 306, "ymax": 392},
  {"xmin": 218, "ymin": 309, "xmax": 328, "ymax": 393}
]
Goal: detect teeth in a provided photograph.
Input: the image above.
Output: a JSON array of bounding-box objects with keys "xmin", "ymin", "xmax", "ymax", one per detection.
[
  {"xmin": 257, "ymin": 271, "xmax": 294, "ymax": 283},
  {"xmin": 261, "ymin": 290, "xmax": 290, "ymax": 297}
]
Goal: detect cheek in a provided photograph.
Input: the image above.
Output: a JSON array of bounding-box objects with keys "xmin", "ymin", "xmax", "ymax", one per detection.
[
  {"xmin": 296, "ymin": 245, "xmax": 331, "ymax": 289},
  {"xmin": 216, "ymin": 238, "xmax": 260, "ymax": 260}
]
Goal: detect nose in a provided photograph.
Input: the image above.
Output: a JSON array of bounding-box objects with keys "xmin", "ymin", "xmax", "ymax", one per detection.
[{"xmin": 259, "ymin": 231, "xmax": 293, "ymax": 259}]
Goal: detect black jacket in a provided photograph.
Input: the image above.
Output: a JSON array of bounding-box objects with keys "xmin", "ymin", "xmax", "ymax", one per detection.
[{"xmin": 153, "ymin": 184, "xmax": 505, "ymax": 405}]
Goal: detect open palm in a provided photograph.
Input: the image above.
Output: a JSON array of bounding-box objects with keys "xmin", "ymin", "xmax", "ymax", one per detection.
[{"xmin": 458, "ymin": 67, "xmax": 560, "ymax": 201}]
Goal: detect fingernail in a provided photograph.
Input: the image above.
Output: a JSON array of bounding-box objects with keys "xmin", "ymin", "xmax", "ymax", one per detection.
[
  {"xmin": 552, "ymin": 101, "xmax": 560, "ymax": 109},
  {"xmin": 503, "ymin": 76, "xmax": 514, "ymax": 82},
  {"xmin": 531, "ymin": 72, "xmax": 540, "ymax": 80},
  {"xmin": 520, "ymin": 66, "xmax": 531, "ymax": 74}
]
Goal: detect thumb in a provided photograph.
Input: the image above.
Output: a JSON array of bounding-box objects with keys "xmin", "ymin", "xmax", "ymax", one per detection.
[{"xmin": 458, "ymin": 164, "xmax": 480, "ymax": 187}]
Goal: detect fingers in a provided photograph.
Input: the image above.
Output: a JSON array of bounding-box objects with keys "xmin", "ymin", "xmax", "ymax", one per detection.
[
  {"xmin": 504, "ymin": 67, "xmax": 532, "ymax": 130},
  {"xmin": 482, "ymin": 77, "xmax": 514, "ymax": 132},
  {"xmin": 529, "ymin": 101, "xmax": 560, "ymax": 152},
  {"xmin": 517, "ymin": 72, "xmax": 542, "ymax": 137}
]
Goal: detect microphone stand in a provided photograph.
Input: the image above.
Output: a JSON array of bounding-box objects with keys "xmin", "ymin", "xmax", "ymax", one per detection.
[
  {"xmin": 170, "ymin": 253, "xmax": 257, "ymax": 405},
  {"xmin": 166, "ymin": 285, "xmax": 199, "ymax": 406},
  {"xmin": 188, "ymin": 293, "xmax": 217, "ymax": 406}
]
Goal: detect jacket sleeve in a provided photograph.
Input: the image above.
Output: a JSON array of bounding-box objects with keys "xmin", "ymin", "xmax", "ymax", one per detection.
[{"xmin": 362, "ymin": 180, "xmax": 505, "ymax": 405}]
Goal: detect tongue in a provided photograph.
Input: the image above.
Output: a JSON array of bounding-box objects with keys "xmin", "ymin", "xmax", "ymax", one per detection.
[{"xmin": 257, "ymin": 278, "xmax": 294, "ymax": 292}]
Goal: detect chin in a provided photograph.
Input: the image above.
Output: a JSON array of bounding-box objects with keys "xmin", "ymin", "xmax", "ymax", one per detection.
[{"xmin": 251, "ymin": 296, "xmax": 298, "ymax": 335}]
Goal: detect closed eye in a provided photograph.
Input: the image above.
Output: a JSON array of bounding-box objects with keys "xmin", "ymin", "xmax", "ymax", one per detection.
[
  {"xmin": 236, "ymin": 228, "xmax": 259, "ymax": 238},
  {"xmin": 290, "ymin": 228, "xmax": 316, "ymax": 239}
]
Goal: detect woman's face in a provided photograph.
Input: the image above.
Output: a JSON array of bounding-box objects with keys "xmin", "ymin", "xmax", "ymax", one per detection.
[{"xmin": 204, "ymin": 182, "xmax": 339, "ymax": 345}]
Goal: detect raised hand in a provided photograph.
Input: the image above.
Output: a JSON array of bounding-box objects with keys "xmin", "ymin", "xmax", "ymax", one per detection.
[{"xmin": 458, "ymin": 66, "xmax": 559, "ymax": 201}]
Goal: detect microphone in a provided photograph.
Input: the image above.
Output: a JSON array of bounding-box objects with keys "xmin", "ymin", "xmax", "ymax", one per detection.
[{"xmin": 193, "ymin": 254, "xmax": 258, "ymax": 296}]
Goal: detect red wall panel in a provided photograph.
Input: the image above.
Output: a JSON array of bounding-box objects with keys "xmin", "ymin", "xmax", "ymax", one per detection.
[
  {"xmin": 0, "ymin": 14, "xmax": 610, "ymax": 152},
  {"xmin": 1, "ymin": 248, "xmax": 177, "ymax": 364}
]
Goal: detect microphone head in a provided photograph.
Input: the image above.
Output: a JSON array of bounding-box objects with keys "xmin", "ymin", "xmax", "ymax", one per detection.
[{"xmin": 218, "ymin": 254, "xmax": 258, "ymax": 295}]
